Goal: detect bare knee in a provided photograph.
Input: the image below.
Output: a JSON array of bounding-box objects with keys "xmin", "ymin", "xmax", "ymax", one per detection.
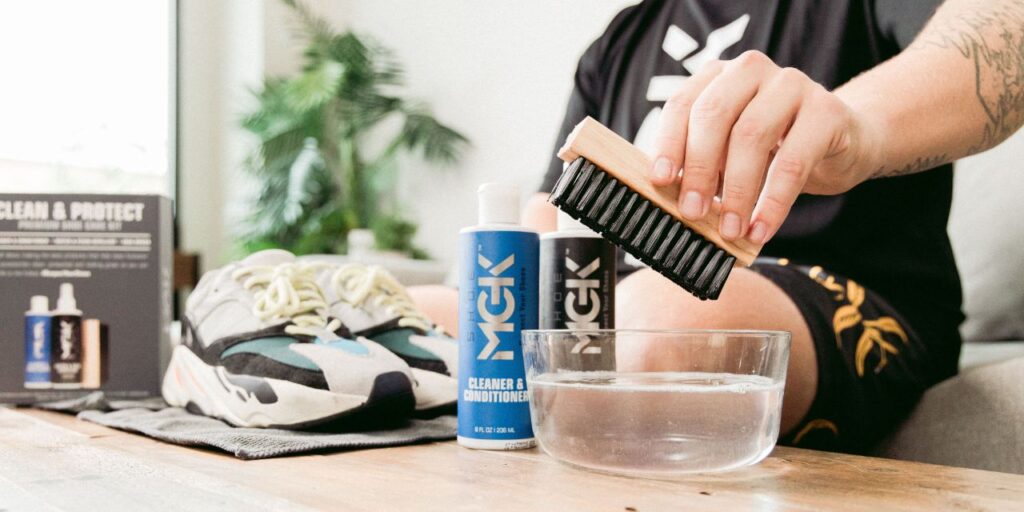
[
  {"xmin": 406, "ymin": 285, "xmax": 459, "ymax": 337},
  {"xmin": 614, "ymin": 268, "xmax": 816, "ymax": 433},
  {"xmin": 615, "ymin": 268, "xmax": 779, "ymax": 330}
]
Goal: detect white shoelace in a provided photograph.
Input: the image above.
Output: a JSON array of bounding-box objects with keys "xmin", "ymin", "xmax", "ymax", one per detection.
[
  {"xmin": 329, "ymin": 264, "xmax": 434, "ymax": 332},
  {"xmin": 232, "ymin": 263, "xmax": 341, "ymax": 337}
]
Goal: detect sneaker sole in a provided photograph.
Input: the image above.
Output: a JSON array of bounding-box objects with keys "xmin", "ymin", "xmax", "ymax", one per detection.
[{"xmin": 163, "ymin": 346, "xmax": 414, "ymax": 429}]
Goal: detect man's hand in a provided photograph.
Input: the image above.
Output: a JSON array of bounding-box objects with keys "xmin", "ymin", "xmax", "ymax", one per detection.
[{"xmin": 650, "ymin": 50, "xmax": 880, "ymax": 244}]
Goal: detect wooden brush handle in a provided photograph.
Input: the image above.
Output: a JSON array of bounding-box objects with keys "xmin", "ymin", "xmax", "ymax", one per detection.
[{"xmin": 557, "ymin": 117, "xmax": 762, "ymax": 266}]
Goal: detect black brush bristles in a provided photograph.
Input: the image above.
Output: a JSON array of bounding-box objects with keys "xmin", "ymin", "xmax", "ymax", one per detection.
[{"xmin": 550, "ymin": 157, "xmax": 736, "ymax": 300}]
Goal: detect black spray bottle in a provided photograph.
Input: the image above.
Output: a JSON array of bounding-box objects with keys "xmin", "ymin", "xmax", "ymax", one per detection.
[
  {"xmin": 50, "ymin": 283, "xmax": 83, "ymax": 389},
  {"xmin": 540, "ymin": 211, "xmax": 616, "ymax": 366}
]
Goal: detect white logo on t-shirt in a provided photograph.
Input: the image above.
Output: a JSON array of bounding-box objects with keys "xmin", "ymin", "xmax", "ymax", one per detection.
[
  {"xmin": 634, "ymin": 14, "xmax": 750, "ymax": 155},
  {"xmin": 626, "ymin": 14, "xmax": 749, "ymax": 269}
]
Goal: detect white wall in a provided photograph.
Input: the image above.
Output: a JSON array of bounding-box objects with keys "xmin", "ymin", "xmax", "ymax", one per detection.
[
  {"xmin": 262, "ymin": 0, "xmax": 634, "ymax": 266},
  {"xmin": 950, "ymin": 128, "xmax": 1024, "ymax": 340},
  {"xmin": 178, "ymin": 0, "xmax": 263, "ymax": 267},
  {"xmin": 179, "ymin": 0, "xmax": 632, "ymax": 269}
]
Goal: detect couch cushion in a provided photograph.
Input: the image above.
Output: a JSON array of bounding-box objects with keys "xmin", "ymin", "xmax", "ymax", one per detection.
[
  {"xmin": 873, "ymin": 354, "xmax": 1024, "ymax": 474},
  {"xmin": 950, "ymin": 130, "xmax": 1024, "ymax": 341},
  {"xmin": 959, "ymin": 340, "xmax": 1024, "ymax": 371}
]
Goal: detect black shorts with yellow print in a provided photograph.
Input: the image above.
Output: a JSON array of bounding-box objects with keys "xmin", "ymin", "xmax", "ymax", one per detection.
[{"xmin": 750, "ymin": 258, "xmax": 938, "ymax": 454}]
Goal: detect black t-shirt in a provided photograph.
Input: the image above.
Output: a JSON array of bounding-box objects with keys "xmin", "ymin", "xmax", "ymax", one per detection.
[{"xmin": 540, "ymin": 0, "xmax": 963, "ymax": 350}]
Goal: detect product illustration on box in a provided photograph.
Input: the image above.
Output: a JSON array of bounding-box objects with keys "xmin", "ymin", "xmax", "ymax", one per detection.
[{"xmin": 23, "ymin": 283, "xmax": 108, "ymax": 390}]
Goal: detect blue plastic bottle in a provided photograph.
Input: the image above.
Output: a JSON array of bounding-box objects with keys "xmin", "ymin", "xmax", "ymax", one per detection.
[
  {"xmin": 24, "ymin": 295, "xmax": 52, "ymax": 389},
  {"xmin": 458, "ymin": 183, "xmax": 538, "ymax": 450}
]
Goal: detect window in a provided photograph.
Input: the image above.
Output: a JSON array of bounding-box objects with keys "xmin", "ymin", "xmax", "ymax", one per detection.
[{"xmin": 0, "ymin": 0, "xmax": 175, "ymax": 197}]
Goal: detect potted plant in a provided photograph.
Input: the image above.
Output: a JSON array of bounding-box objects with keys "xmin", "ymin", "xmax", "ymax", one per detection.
[{"xmin": 239, "ymin": 0, "xmax": 468, "ymax": 258}]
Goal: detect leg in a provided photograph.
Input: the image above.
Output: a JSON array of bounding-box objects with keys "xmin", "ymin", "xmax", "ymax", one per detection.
[
  {"xmin": 407, "ymin": 285, "xmax": 460, "ymax": 337},
  {"xmin": 615, "ymin": 268, "xmax": 816, "ymax": 434}
]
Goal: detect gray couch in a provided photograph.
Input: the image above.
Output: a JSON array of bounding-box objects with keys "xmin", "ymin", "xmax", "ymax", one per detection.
[
  {"xmin": 872, "ymin": 130, "xmax": 1024, "ymax": 474},
  {"xmin": 874, "ymin": 342, "xmax": 1024, "ymax": 473}
]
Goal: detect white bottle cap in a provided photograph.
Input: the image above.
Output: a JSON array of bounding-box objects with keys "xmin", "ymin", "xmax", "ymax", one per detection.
[
  {"xmin": 29, "ymin": 295, "xmax": 49, "ymax": 314},
  {"xmin": 477, "ymin": 183, "xmax": 519, "ymax": 225},
  {"xmin": 557, "ymin": 210, "xmax": 591, "ymax": 232},
  {"xmin": 56, "ymin": 283, "xmax": 78, "ymax": 313}
]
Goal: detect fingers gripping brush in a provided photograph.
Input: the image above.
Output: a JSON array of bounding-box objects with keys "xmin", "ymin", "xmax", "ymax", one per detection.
[{"xmin": 549, "ymin": 117, "xmax": 764, "ymax": 300}]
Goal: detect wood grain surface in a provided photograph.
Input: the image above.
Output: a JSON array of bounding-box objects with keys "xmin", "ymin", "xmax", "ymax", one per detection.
[{"xmin": 1, "ymin": 408, "xmax": 1022, "ymax": 511}]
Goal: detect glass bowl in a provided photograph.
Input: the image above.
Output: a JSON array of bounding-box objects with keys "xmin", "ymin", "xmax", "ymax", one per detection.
[{"xmin": 521, "ymin": 329, "xmax": 791, "ymax": 476}]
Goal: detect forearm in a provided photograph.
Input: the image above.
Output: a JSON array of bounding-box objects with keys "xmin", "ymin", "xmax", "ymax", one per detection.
[{"xmin": 836, "ymin": 0, "xmax": 1024, "ymax": 179}]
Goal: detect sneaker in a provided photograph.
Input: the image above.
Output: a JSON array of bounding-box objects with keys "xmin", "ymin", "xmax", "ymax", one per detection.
[
  {"xmin": 313, "ymin": 262, "xmax": 458, "ymax": 412},
  {"xmin": 162, "ymin": 249, "xmax": 416, "ymax": 428}
]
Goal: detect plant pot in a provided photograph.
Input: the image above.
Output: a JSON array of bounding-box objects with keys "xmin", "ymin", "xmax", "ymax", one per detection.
[{"xmin": 347, "ymin": 229, "xmax": 375, "ymax": 258}]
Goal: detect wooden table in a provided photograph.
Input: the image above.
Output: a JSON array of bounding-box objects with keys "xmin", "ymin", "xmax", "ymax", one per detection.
[{"xmin": 1, "ymin": 408, "xmax": 1022, "ymax": 511}]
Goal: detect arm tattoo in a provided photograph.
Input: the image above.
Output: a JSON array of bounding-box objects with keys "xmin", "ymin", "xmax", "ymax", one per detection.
[
  {"xmin": 869, "ymin": 154, "xmax": 949, "ymax": 180},
  {"xmin": 910, "ymin": 0, "xmax": 1024, "ymax": 153}
]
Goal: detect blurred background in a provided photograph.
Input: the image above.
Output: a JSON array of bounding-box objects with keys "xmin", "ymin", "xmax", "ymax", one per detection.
[
  {"xmin": 1, "ymin": 0, "xmax": 1022, "ymax": 339},
  {"xmin": 0, "ymin": 0, "xmax": 630, "ymax": 271},
  {"xmin": 177, "ymin": 0, "xmax": 636, "ymax": 269}
]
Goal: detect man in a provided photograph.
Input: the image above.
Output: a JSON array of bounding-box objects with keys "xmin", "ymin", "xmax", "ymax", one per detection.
[{"xmin": 412, "ymin": 0, "xmax": 1024, "ymax": 453}]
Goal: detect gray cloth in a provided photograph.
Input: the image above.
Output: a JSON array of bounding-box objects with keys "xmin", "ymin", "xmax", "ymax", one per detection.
[
  {"xmin": 34, "ymin": 391, "xmax": 167, "ymax": 413},
  {"xmin": 36, "ymin": 392, "xmax": 456, "ymax": 460}
]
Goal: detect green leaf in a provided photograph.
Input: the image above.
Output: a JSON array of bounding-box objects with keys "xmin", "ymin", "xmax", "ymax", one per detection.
[
  {"xmin": 371, "ymin": 212, "xmax": 430, "ymax": 259},
  {"xmin": 281, "ymin": 0, "xmax": 336, "ymax": 49},
  {"xmin": 284, "ymin": 60, "xmax": 344, "ymax": 112},
  {"xmin": 236, "ymin": 2, "xmax": 470, "ymax": 258},
  {"xmin": 372, "ymin": 213, "xmax": 417, "ymax": 252},
  {"xmin": 283, "ymin": 138, "xmax": 323, "ymax": 223},
  {"xmin": 393, "ymin": 107, "xmax": 469, "ymax": 165},
  {"xmin": 242, "ymin": 238, "xmax": 283, "ymax": 254}
]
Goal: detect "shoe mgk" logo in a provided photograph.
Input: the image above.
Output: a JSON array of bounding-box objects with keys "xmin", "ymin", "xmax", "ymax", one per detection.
[
  {"xmin": 476, "ymin": 253, "xmax": 516, "ymax": 361},
  {"xmin": 564, "ymin": 256, "xmax": 602, "ymax": 354}
]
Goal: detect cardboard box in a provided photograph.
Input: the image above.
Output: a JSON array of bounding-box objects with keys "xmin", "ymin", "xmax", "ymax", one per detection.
[{"xmin": 0, "ymin": 194, "xmax": 172, "ymax": 404}]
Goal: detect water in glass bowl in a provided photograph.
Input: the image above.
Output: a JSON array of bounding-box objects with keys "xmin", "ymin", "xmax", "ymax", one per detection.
[{"xmin": 528, "ymin": 371, "xmax": 784, "ymax": 474}]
